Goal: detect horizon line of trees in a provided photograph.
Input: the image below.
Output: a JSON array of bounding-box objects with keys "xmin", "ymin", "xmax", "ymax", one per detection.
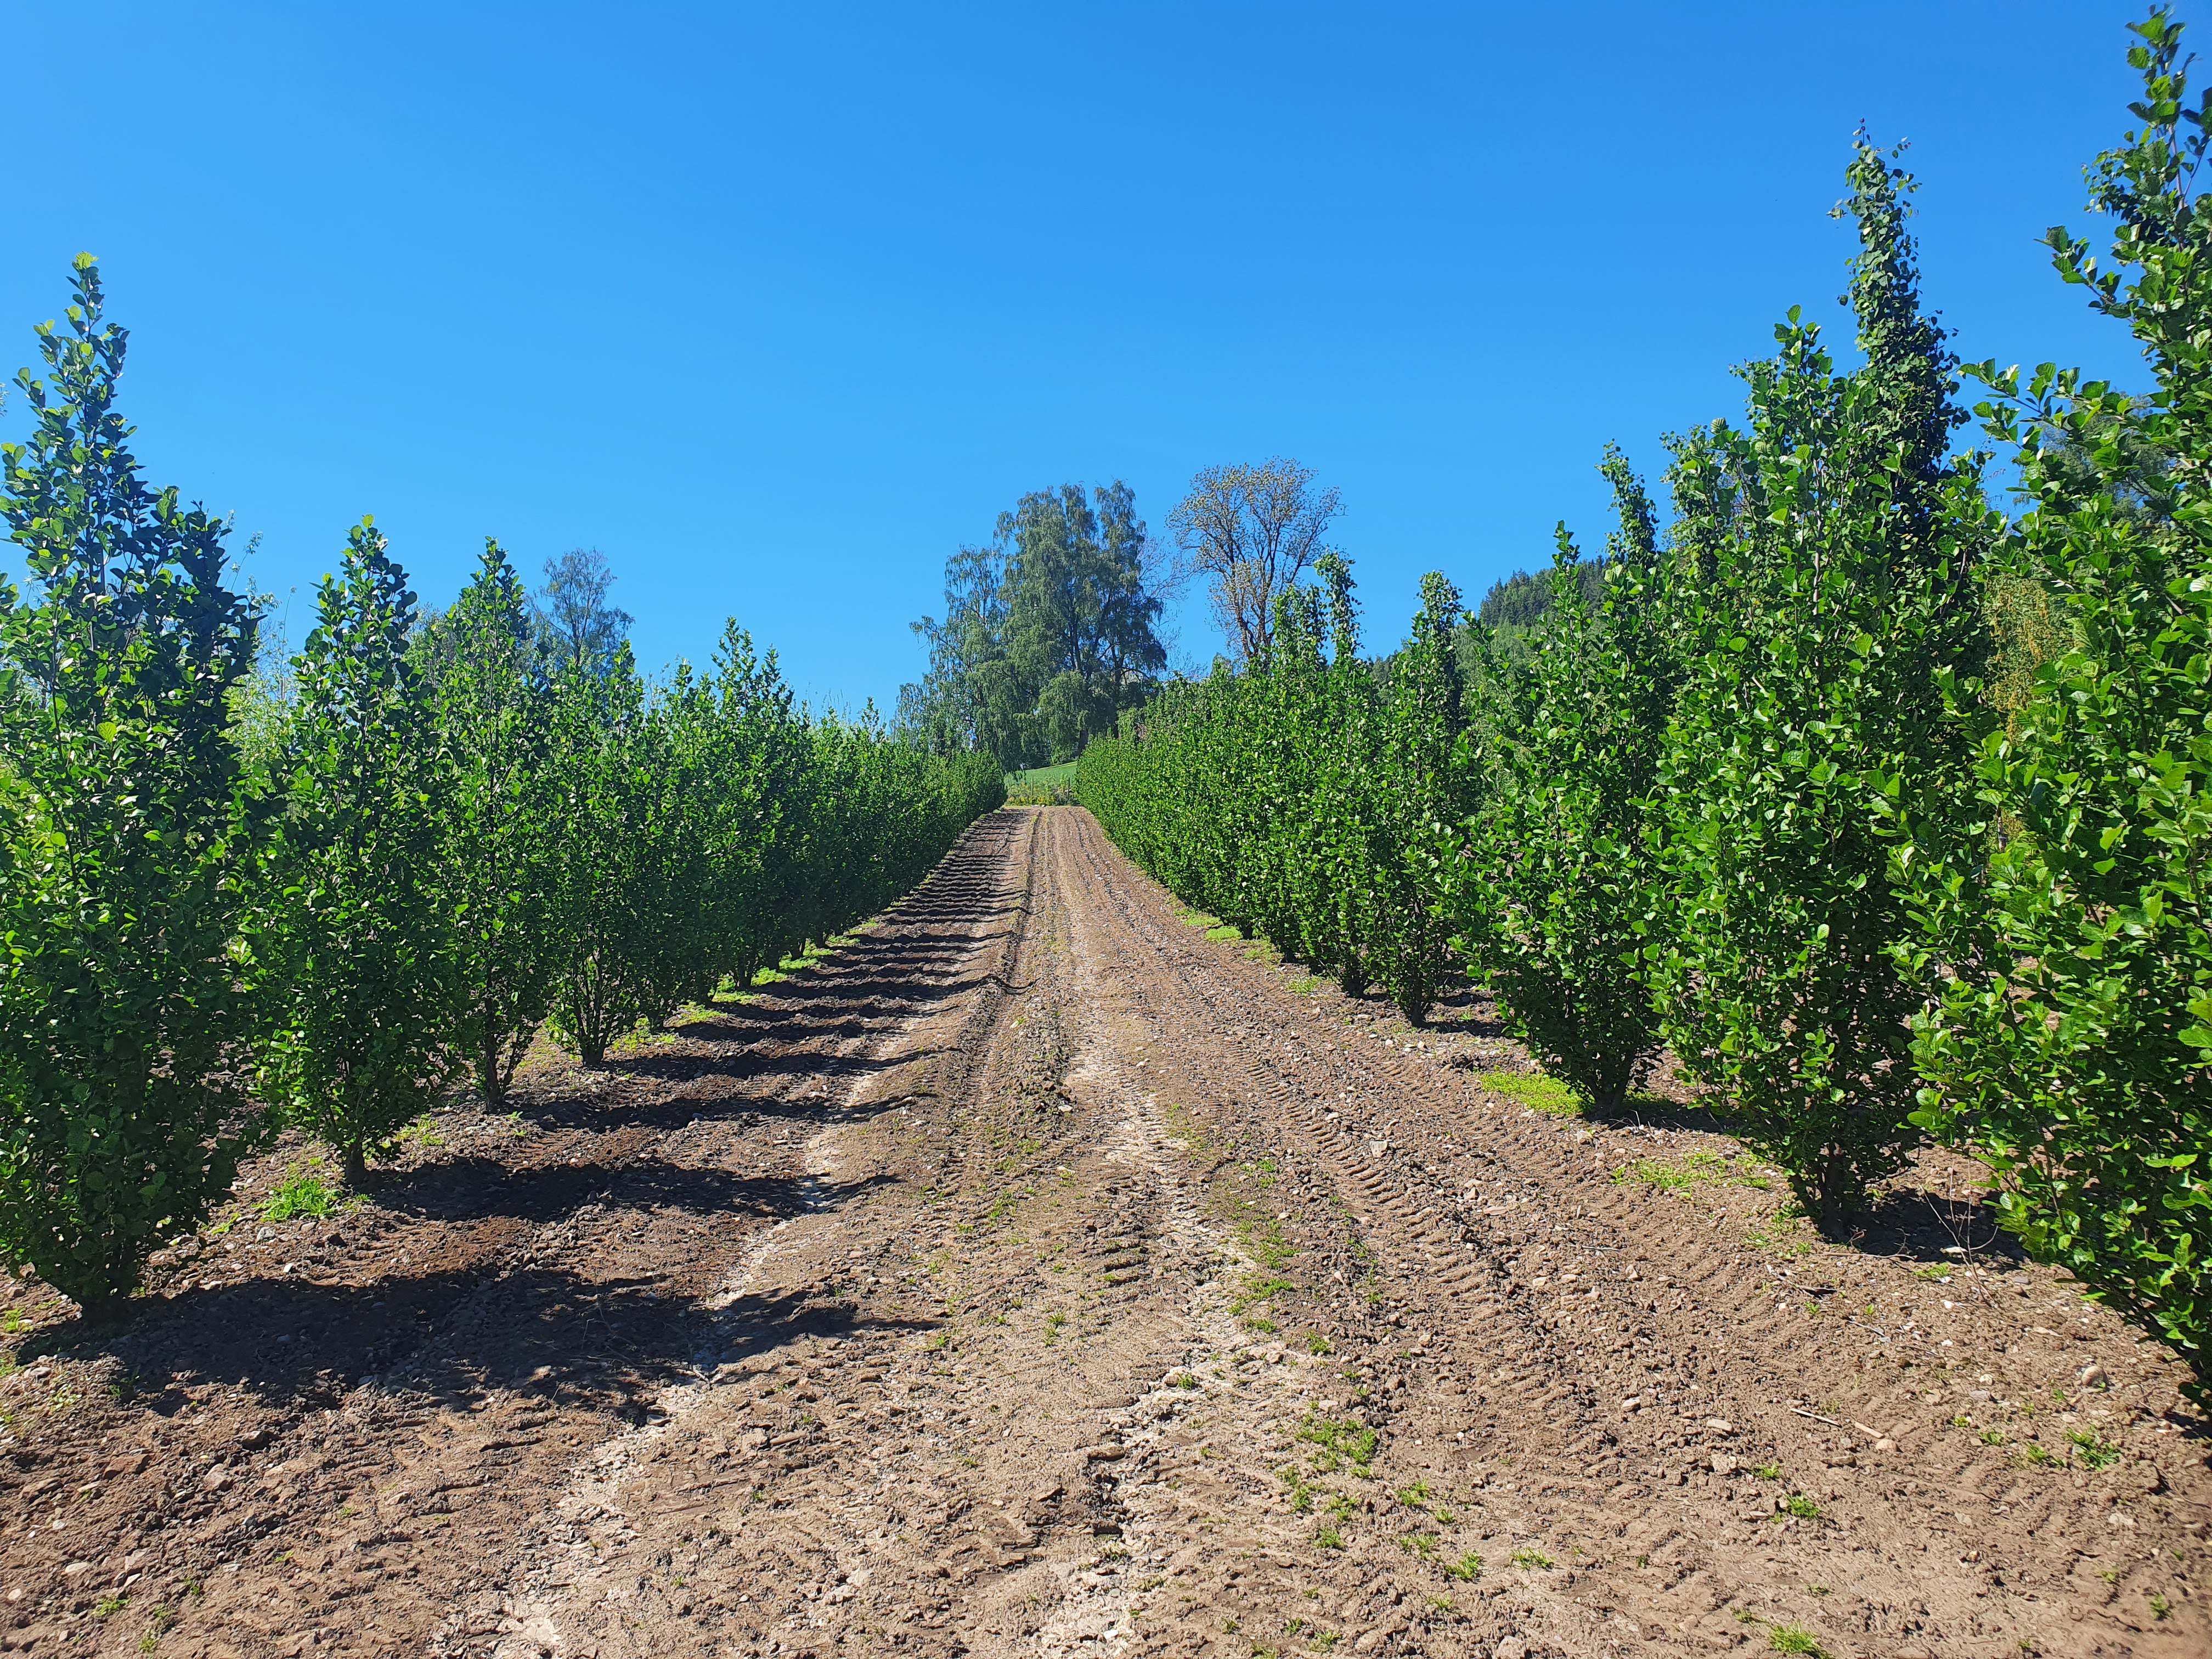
[{"xmin": 1078, "ymin": 9, "xmax": 2212, "ymax": 1397}]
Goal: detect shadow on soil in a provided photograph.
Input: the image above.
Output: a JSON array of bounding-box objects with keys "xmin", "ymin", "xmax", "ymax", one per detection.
[
  {"xmin": 18, "ymin": 864, "xmax": 1006, "ymax": 1423},
  {"xmin": 48, "ymin": 1268, "xmax": 936, "ymax": 1430}
]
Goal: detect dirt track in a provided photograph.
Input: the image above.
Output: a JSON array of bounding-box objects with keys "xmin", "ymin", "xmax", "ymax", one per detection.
[{"xmin": 2, "ymin": 807, "xmax": 2207, "ymax": 1658}]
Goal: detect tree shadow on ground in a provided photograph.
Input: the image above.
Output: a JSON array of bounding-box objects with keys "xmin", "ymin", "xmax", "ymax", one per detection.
[
  {"xmin": 41, "ymin": 1266, "xmax": 935, "ymax": 1427},
  {"xmin": 1847, "ymin": 1185, "xmax": 2029, "ymax": 1268},
  {"xmin": 363, "ymin": 1156, "xmax": 899, "ymax": 1228}
]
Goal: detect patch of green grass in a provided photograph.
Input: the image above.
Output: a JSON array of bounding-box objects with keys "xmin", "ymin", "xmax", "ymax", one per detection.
[
  {"xmin": 1006, "ymin": 761, "xmax": 1076, "ymax": 792},
  {"xmin": 1306, "ymin": 1331, "xmax": 1333, "ymax": 1356},
  {"xmin": 1297, "ymin": 1412, "xmax": 1376, "ymax": 1477},
  {"xmin": 1979, "ymin": 1427, "xmax": 2009, "ymax": 1446},
  {"xmin": 262, "ymin": 1165, "xmax": 338, "ymax": 1221},
  {"xmin": 1781, "ymin": 1493, "xmax": 1822, "ymax": 1520},
  {"xmin": 1767, "ymin": 1627, "xmax": 1826, "ymax": 1656},
  {"xmin": 1510, "ymin": 1547, "xmax": 1554, "ymax": 1570},
  {"xmin": 2067, "ymin": 1429, "xmax": 2123, "ymax": 1470},
  {"xmin": 1232, "ymin": 1275, "xmax": 1296, "ymax": 1315},
  {"xmin": 2017, "ymin": 1443, "xmax": 2056, "ymax": 1468},
  {"xmin": 1397, "ymin": 1532, "xmax": 1437, "ymax": 1560},
  {"xmin": 1314, "ymin": 1526, "xmax": 1345, "ymax": 1551},
  {"xmin": 1752, "ymin": 1460, "xmax": 1784, "ymax": 1480},
  {"xmin": 94, "ymin": 1593, "xmax": 127, "ymax": 1617},
  {"xmin": 1446, "ymin": 1551, "xmax": 1483, "ymax": 1582},
  {"xmin": 1480, "ymin": 1070, "xmax": 1581, "ymax": 1116},
  {"xmin": 1205, "ymin": 924, "xmax": 1244, "ymax": 943},
  {"xmin": 1616, "ymin": 1149, "xmax": 1728, "ymax": 1190},
  {"xmin": 137, "ymin": 1605, "xmax": 175, "ymax": 1653},
  {"xmin": 395, "ymin": 1113, "xmax": 446, "ymax": 1150}
]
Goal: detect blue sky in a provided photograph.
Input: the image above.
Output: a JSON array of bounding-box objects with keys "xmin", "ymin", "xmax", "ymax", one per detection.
[{"xmin": 0, "ymin": 2, "xmax": 2167, "ymax": 709}]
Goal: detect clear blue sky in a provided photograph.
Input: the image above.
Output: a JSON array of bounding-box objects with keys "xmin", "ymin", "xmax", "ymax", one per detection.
[{"xmin": 0, "ymin": 2, "xmax": 2166, "ymax": 709}]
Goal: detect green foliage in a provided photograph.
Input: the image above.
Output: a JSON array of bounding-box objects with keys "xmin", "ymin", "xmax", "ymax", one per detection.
[
  {"xmin": 0, "ymin": 267, "xmax": 1005, "ymax": 1305},
  {"xmin": 537, "ymin": 634, "xmax": 1003, "ymax": 1066},
  {"xmin": 902, "ymin": 483, "xmax": 1166, "ymax": 767},
  {"xmin": 1651, "ymin": 139, "xmax": 1993, "ymax": 1231},
  {"xmin": 253, "ymin": 520, "xmax": 456, "ymax": 1183},
  {"xmin": 1475, "ymin": 557, "xmax": 1605, "ymax": 629},
  {"xmin": 1446, "ymin": 449, "xmax": 1676, "ymax": 1108},
  {"xmin": 1078, "ymin": 559, "xmax": 1470, "ymax": 1022},
  {"xmin": 261, "ymin": 1166, "xmax": 338, "ymax": 1222},
  {"xmin": 1905, "ymin": 7, "xmax": 2212, "ymax": 1390},
  {"xmin": 543, "ymin": 651, "xmax": 650, "ymax": 1064},
  {"xmin": 427, "ymin": 540, "xmax": 560, "ymax": 1107},
  {"xmin": 0, "ymin": 256, "xmax": 272, "ymax": 1314}
]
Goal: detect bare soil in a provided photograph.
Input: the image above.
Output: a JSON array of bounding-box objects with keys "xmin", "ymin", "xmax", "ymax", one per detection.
[{"xmin": 2, "ymin": 807, "xmax": 2205, "ymax": 1659}]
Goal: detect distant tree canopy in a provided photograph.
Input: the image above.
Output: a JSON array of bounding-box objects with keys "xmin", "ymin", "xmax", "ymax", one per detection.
[
  {"xmin": 410, "ymin": 546, "xmax": 635, "ymax": 682},
  {"xmin": 534, "ymin": 548, "xmax": 633, "ymax": 676},
  {"xmin": 901, "ymin": 482, "xmax": 1166, "ymax": 769},
  {"xmin": 1475, "ymin": 558, "xmax": 1606, "ymax": 629},
  {"xmin": 1167, "ymin": 458, "xmax": 1341, "ymax": 665}
]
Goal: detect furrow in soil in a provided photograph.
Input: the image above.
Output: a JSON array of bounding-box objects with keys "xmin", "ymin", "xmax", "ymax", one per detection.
[{"xmin": 0, "ymin": 806, "xmax": 2203, "ymax": 1659}]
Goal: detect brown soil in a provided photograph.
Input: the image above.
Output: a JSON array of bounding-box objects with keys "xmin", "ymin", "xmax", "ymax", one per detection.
[{"xmin": 1, "ymin": 807, "xmax": 2205, "ymax": 1659}]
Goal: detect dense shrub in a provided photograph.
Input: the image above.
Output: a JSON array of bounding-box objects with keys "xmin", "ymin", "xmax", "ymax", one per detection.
[
  {"xmin": 1077, "ymin": 565, "xmax": 1469, "ymax": 1023},
  {"xmin": 0, "ymin": 264, "xmax": 1004, "ymax": 1313},
  {"xmin": 0, "ymin": 258, "xmax": 270, "ymax": 1314},
  {"xmin": 254, "ymin": 520, "xmax": 456, "ymax": 1184},
  {"xmin": 1903, "ymin": 9, "xmax": 2212, "ymax": 1390},
  {"xmin": 1649, "ymin": 139, "xmax": 1995, "ymax": 1232},
  {"xmin": 1444, "ymin": 450, "xmax": 1677, "ymax": 1110}
]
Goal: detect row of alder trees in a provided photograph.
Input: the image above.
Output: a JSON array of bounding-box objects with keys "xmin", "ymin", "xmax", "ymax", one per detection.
[
  {"xmin": 0, "ymin": 261, "xmax": 1003, "ymax": 1316},
  {"xmin": 1080, "ymin": 13, "xmax": 2209, "ymax": 1394}
]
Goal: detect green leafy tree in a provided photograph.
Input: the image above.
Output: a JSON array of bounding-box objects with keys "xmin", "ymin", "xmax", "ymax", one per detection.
[
  {"xmin": 431, "ymin": 541, "xmax": 558, "ymax": 1105},
  {"xmin": 1077, "ymin": 559, "xmax": 1468, "ymax": 1023},
  {"xmin": 904, "ymin": 483, "xmax": 1166, "ymax": 766},
  {"xmin": 534, "ymin": 547, "xmax": 632, "ymax": 676},
  {"xmin": 545, "ymin": 650, "xmax": 647, "ymax": 1064},
  {"xmin": 1652, "ymin": 140, "xmax": 1992, "ymax": 1230},
  {"xmin": 256, "ymin": 520, "xmax": 456, "ymax": 1184},
  {"xmin": 0, "ymin": 256, "xmax": 269, "ymax": 1313},
  {"xmin": 1370, "ymin": 573, "xmax": 1468, "ymax": 1022},
  {"xmin": 1904, "ymin": 8, "xmax": 2212, "ymax": 1389},
  {"xmin": 1449, "ymin": 450, "xmax": 1677, "ymax": 1108}
]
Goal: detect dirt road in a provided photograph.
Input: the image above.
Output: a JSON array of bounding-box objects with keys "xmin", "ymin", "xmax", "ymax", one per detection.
[{"xmin": 2, "ymin": 808, "xmax": 2205, "ymax": 1658}]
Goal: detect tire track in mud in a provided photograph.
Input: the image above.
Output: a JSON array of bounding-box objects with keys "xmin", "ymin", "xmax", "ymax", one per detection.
[
  {"xmin": 1042, "ymin": 808, "xmax": 2211, "ymax": 1659},
  {"xmin": 14, "ymin": 808, "xmax": 2200, "ymax": 1659}
]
